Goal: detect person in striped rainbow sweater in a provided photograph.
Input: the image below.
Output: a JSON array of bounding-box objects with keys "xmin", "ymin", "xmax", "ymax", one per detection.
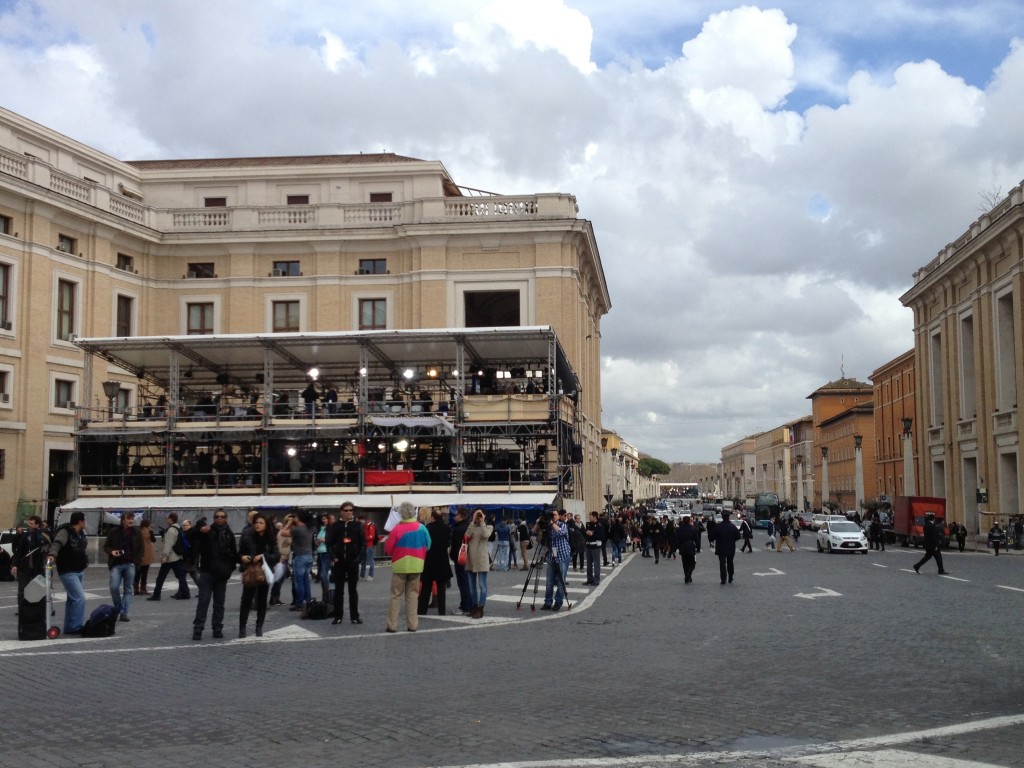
[{"xmin": 384, "ymin": 501, "xmax": 431, "ymax": 632}]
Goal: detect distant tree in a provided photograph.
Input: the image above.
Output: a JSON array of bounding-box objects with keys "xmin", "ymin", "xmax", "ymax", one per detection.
[
  {"xmin": 978, "ymin": 187, "xmax": 1003, "ymax": 214},
  {"xmin": 638, "ymin": 456, "xmax": 671, "ymax": 477}
]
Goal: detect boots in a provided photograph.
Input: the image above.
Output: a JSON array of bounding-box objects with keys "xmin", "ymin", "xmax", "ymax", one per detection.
[
  {"xmin": 239, "ymin": 625, "xmax": 247, "ymax": 639},
  {"xmin": 255, "ymin": 623, "xmax": 263, "ymax": 638}
]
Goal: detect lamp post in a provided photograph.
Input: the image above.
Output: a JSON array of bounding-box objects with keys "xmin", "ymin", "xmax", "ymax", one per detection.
[
  {"xmin": 902, "ymin": 417, "xmax": 915, "ymax": 496},
  {"xmin": 820, "ymin": 446, "xmax": 830, "ymax": 511},
  {"xmin": 777, "ymin": 458, "xmax": 784, "ymax": 503},
  {"xmin": 854, "ymin": 433, "xmax": 864, "ymax": 515},
  {"xmin": 102, "ymin": 380, "xmax": 121, "ymax": 420}
]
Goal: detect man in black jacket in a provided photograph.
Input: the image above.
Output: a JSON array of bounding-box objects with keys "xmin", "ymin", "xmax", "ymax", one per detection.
[
  {"xmin": 675, "ymin": 514, "xmax": 698, "ymax": 583},
  {"xmin": 913, "ymin": 512, "xmax": 948, "ymax": 575},
  {"xmin": 192, "ymin": 509, "xmax": 238, "ymax": 640},
  {"xmin": 326, "ymin": 501, "xmax": 365, "ymax": 625},
  {"xmin": 12, "ymin": 515, "xmax": 50, "ymax": 607},
  {"xmin": 710, "ymin": 511, "xmax": 741, "ymax": 584},
  {"xmin": 103, "ymin": 512, "xmax": 144, "ymax": 622},
  {"xmin": 47, "ymin": 512, "xmax": 89, "ymax": 635}
]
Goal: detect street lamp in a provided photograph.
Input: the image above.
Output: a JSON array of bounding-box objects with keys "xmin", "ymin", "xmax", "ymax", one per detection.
[
  {"xmin": 902, "ymin": 417, "xmax": 915, "ymax": 495},
  {"xmin": 102, "ymin": 380, "xmax": 121, "ymax": 420}
]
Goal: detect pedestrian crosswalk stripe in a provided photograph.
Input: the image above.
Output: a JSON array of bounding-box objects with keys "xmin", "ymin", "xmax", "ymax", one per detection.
[{"xmin": 789, "ymin": 748, "xmax": 1002, "ymax": 767}]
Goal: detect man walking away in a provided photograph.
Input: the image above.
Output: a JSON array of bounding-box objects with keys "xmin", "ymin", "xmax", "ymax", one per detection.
[
  {"xmin": 913, "ymin": 512, "xmax": 949, "ymax": 575},
  {"xmin": 711, "ymin": 511, "xmax": 741, "ymax": 584},
  {"xmin": 675, "ymin": 514, "xmax": 698, "ymax": 583},
  {"xmin": 775, "ymin": 515, "xmax": 796, "ymax": 552}
]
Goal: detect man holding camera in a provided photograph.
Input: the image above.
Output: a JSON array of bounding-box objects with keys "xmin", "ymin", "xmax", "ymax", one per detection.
[
  {"xmin": 541, "ymin": 509, "xmax": 571, "ymax": 611},
  {"xmin": 103, "ymin": 511, "xmax": 144, "ymax": 622}
]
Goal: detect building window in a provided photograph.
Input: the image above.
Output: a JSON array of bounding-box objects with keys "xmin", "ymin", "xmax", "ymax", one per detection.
[
  {"xmin": 54, "ymin": 378, "xmax": 75, "ymax": 409},
  {"xmin": 116, "ymin": 253, "xmax": 135, "ymax": 272},
  {"xmin": 959, "ymin": 313, "xmax": 976, "ymax": 418},
  {"xmin": 464, "ymin": 290, "xmax": 521, "ymax": 327},
  {"xmin": 187, "ymin": 302, "xmax": 215, "ymax": 335},
  {"xmin": 187, "ymin": 262, "xmax": 216, "ymax": 279},
  {"xmin": 0, "ymin": 369, "xmax": 9, "ymax": 404},
  {"xmin": 996, "ymin": 291, "xmax": 1017, "ymax": 412},
  {"xmin": 272, "ymin": 260, "xmax": 301, "ymax": 277},
  {"xmin": 358, "ymin": 258, "xmax": 387, "ymax": 275},
  {"xmin": 0, "ymin": 263, "xmax": 10, "ymax": 330},
  {"xmin": 57, "ymin": 233, "xmax": 76, "ymax": 254},
  {"xmin": 116, "ymin": 295, "xmax": 134, "ymax": 337},
  {"xmin": 929, "ymin": 331, "xmax": 944, "ymax": 426},
  {"xmin": 116, "ymin": 388, "xmax": 131, "ymax": 415},
  {"xmin": 369, "ymin": 192, "xmax": 393, "ymax": 203},
  {"xmin": 0, "ymin": 448, "xmax": 5, "ymax": 479},
  {"xmin": 272, "ymin": 300, "xmax": 300, "ymax": 332},
  {"xmin": 56, "ymin": 279, "xmax": 76, "ymax": 341},
  {"xmin": 0, "ymin": 214, "xmax": 11, "ymax": 235},
  {"xmin": 204, "ymin": 197, "xmax": 227, "ymax": 207},
  {"xmin": 286, "ymin": 195, "xmax": 309, "ymax": 205},
  {"xmin": 359, "ymin": 298, "xmax": 387, "ymax": 330}
]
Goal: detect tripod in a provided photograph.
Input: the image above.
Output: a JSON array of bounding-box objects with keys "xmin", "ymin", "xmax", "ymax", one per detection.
[{"xmin": 515, "ymin": 542, "xmax": 572, "ymax": 612}]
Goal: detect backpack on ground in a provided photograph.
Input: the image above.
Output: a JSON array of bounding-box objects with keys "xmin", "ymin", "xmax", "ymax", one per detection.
[
  {"xmin": 81, "ymin": 604, "xmax": 118, "ymax": 638},
  {"xmin": 300, "ymin": 598, "xmax": 328, "ymax": 620}
]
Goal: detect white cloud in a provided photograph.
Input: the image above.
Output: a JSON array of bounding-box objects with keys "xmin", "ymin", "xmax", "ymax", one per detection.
[{"xmin": 1, "ymin": 0, "xmax": 1023, "ymax": 463}]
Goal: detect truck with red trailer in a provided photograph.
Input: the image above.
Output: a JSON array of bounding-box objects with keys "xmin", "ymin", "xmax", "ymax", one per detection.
[{"xmin": 892, "ymin": 496, "xmax": 950, "ymax": 548}]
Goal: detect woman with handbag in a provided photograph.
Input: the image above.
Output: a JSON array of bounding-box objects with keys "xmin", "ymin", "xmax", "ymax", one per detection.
[{"xmin": 238, "ymin": 513, "xmax": 280, "ymax": 638}]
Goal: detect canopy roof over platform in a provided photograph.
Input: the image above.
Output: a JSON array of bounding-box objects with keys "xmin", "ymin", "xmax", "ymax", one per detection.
[{"xmin": 75, "ymin": 326, "xmax": 578, "ymax": 394}]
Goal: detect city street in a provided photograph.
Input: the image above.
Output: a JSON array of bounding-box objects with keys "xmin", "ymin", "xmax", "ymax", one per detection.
[{"xmin": 2, "ymin": 532, "xmax": 1023, "ymax": 768}]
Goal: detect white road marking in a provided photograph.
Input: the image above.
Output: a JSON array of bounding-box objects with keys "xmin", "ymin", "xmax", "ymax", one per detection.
[
  {"xmin": 872, "ymin": 563, "xmax": 887, "ymax": 568},
  {"xmin": 794, "ymin": 587, "xmax": 841, "ymax": 600},
  {"xmin": 427, "ymin": 712, "xmax": 1024, "ymax": 768},
  {"xmin": 790, "ymin": 748, "xmax": 1002, "ymax": 767},
  {"xmin": 996, "ymin": 584, "xmax": 1024, "ymax": 593},
  {"xmin": 753, "ymin": 567, "xmax": 785, "ymax": 576},
  {"xmin": 941, "ymin": 575, "xmax": 970, "ymax": 582}
]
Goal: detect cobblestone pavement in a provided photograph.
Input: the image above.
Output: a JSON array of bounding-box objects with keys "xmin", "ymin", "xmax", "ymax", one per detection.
[{"xmin": 1, "ymin": 534, "xmax": 1022, "ymax": 768}]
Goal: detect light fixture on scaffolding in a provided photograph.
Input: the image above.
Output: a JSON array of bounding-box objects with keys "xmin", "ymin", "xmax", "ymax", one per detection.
[
  {"xmin": 307, "ymin": 366, "xmax": 320, "ymax": 380},
  {"xmin": 393, "ymin": 439, "xmax": 409, "ymax": 452}
]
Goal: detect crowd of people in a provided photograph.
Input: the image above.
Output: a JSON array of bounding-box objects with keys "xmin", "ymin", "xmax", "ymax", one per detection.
[{"xmin": 12, "ymin": 500, "xmax": 1023, "ymax": 639}]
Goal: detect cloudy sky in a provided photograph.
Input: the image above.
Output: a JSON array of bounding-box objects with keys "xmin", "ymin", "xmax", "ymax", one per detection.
[{"xmin": 3, "ymin": 0, "xmax": 1024, "ymax": 462}]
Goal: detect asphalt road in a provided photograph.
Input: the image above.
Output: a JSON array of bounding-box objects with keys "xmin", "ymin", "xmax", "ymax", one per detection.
[{"xmin": 1, "ymin": 533, "xmax": 1022, "ymax": 768}]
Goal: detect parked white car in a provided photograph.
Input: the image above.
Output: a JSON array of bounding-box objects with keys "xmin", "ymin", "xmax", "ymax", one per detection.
[{"xmin": 817, "ymin": 520, "xmax": 869, "ymax": 554}]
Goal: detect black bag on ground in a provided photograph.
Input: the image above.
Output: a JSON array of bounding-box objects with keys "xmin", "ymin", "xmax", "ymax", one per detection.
[
  {"xmin": 18, "ymin": 599, "xmax": 47, "ymax": 641},
  {"xmin": 301, "ymin": 598, "xmax": 328, "ymax": 620},
  {"xmin": 81, "ymin": 604, "xmax": 118, "ymax": 638}
]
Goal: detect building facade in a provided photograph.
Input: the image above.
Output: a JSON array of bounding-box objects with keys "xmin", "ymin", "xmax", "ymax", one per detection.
[
  {"xmin": 721, "ymin": 435, "xmax": 758, "ymax": 500},
  {"xmin": 808, "ymin": 377, "xmax": 874, "ymax": 511},
  {"xmin": 870, "ymin": 350, "xmax": 917, "ymax": 501},
  {"xmin": 0, "ymin": 107, "xmax": 611, "ymax": 526},
  {"xmin": 901, "ymin": 179, "xmax": 1024, "ymax": 531}
]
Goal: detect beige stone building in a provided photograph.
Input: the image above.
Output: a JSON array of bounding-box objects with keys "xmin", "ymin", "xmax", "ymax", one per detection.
[
  {"xmin": 0, "ymin": 107, "xmax": 610, "ymax": 526},
  {"xmin": 901, "ymin": 179, "xmax": 1024, "ymax": 531}
]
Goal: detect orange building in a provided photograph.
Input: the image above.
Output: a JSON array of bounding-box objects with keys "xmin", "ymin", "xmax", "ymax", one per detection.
[
  {"xmin": 870, "ymin": 350, "xmax": 917, "ymax": 500},
  {"xmin": 808, "ymin": 377, "xmax": 875, "ymax": 511}
]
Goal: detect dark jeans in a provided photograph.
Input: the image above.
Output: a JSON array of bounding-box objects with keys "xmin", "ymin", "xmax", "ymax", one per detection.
[
  {"xmin": 586, "ymin": 547, "xmax": 601, "ymax": 584},
  {"xmin": 454, "ymin": 563, "xmax": 471, "ymax": 612},
  {"xmin": 193, "ymin": 572, "xmax": 228, "ymax": 633},
  {"xmin": 152, "ymin": 560, "xmax": 190, "ymax": 598},
  {"xmin": 718, "ymin": 553, "xmax": 735, "ymax": 583},
  {"xmin": 740, "ymin": 536, "xmax": 752, "ymax": 553},
  {"xmin": 332, "ymin": 560, "xmax": 360, "ymax": 620},
  {"xmin": 418, "ymin": 571, "xmax": 447, "ymax": 615}
]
